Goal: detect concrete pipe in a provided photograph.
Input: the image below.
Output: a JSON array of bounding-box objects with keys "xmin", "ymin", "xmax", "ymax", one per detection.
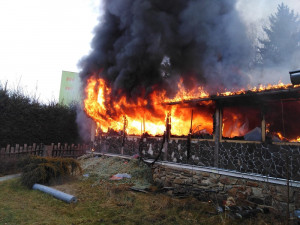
[{"xmin": 32, "ymin": 183, "xmax": 77, "ymax": 203}]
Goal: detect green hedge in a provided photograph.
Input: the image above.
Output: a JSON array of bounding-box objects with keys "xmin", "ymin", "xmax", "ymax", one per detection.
[{"xmin": 0, "ymin": 87, "xmax": 80, "ymax": 146}]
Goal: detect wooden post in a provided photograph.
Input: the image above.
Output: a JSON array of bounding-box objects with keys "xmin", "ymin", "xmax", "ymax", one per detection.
[
  {"xmin": 16, "ymin": 144, "xmax": 20, "ymax": 157},
  {"xmin": 33, "ymin": 143, "xmax": 37, "ymax": 155},
  {"xmin": 19, "ymin": 146, "xmax": 23, "ymax": 157},
  {"xmin": 10, "ymin": 147, "xmax": 14, "ymax": 157},
  {"xmin": 143, "ymin": 115, "xmax": 145, "ymax": 134},
  {"xmin": 121, "ymin": 115, "xmax": 127, "ymax": 155},
  {"xmin": 214, "ymin": 103, "xmax": 222, "ymax": 167},
  {"xmin": 261, "ymin": 111, "xmax": 266, "ymax": 142},
  {"xmin": 164, "ymin": 113, "xmax": 171, "ymax": 161},
  {"xmin": 91, "ymin": 122, "xmax": 96, "ymax": 143},
  {"xmin": 286, "ymin": 151, "xmax": 290, "ymax": 225},
  {"xmin": 24, "ymin": 144, "xmax": 28, "ymax": 156},
  {"xmin": 58, "ymin": 143, "xmax": 61, "ymax": 157},
  {"xmin": 6, "ymin": 144, "xmax": 10, "ymax": 158},
  {"xmin": 187, "ymin": 110, "xmax": 193, "ymax": 162},
  {"xmin": 28, "ymin": 145, "xmax": 32, "ymax": 155}
]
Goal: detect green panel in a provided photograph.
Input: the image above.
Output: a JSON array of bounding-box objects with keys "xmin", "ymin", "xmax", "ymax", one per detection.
[{"xmin": 59, "ymin": 71, "xmax": 82, "ymax": 105}]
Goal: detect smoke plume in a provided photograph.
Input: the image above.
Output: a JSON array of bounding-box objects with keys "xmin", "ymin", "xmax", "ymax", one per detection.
[{"xmin": 79, "ymin": 0, "xmax": 252, "ymax": 100}]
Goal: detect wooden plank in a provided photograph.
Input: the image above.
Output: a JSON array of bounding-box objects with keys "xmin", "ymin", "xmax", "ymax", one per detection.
[
  {"xmin": 32, "ymin": 143, "xmax": 36, "ymax": 155},
  {"xmin": 27, "ymin": 145, "xmax": 31, "ymax": 155},
  {"xmin": 6, "ymin": 144, "xmax": 10, "ymax": 156},
  {"xmin": 10, "ymin": 147, "xmax": 15, "ymax": 156},
  {"xmin": 261, "ymin": 112, "xmax": 266, "ymax": 142},
  {"xmin": 214, "ymin": 105, "xmax": 221, "ymax": 167},
  {"xmin": 23, "ymin": 144, "xmax": 27, "ymax": 155},
  {"xmin": 15, "ymin": 144, "xmax": 19, "ymax": 155}
]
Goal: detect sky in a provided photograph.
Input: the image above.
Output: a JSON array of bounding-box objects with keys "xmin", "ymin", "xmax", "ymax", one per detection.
[
  {"xmin": 0, "ymin": 0, "xmax": 101, "ymax": 102},
  {"xmin": 0, "ymin": 0, "xmax": 299, "ymax": 103}
]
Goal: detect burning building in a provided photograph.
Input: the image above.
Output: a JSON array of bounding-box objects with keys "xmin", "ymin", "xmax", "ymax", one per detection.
[
  {"xmin": 84, "ymin": 76, "xmax": 300, "ymax": 182},
  {"xmin": 79, "ymin": 0, "xmax": 300, "ymax": 185}
]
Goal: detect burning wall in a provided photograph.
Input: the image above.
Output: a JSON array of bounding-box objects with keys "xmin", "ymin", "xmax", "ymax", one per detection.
[
  {"xmin": 84, "ymin": 76, "xmax": 215, "ymax": 137},
  {"xmin": 85, "ymin": 74, "xmax": 300, "ymax": 144},
  {"xmin": 89, "ymin": 84, "xmax": 300, "ymax": 183}
]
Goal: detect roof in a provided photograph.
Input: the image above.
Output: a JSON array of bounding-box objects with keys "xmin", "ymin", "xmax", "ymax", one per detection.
[{"xmin": 166, "ymin": 85, "xmax": 300, "ymax": 106}]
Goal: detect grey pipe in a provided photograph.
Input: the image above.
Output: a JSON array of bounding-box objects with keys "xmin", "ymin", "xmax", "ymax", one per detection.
[{"xmin": 32, "ymin": 184, "xmax": 77, "ymax": 203}]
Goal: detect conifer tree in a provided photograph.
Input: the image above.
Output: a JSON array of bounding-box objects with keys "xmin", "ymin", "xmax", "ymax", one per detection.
[{"xmin": 258, "ymin": 3, "xmax": 300, "ymax": 66}]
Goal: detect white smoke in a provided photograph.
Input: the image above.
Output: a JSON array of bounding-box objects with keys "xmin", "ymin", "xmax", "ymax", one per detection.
[{"xmin": 237, "ymin": 0, "xmax": 300, "ymax": 86}]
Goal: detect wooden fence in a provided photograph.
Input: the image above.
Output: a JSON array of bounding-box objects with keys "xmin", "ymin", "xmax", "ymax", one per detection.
[
  {"xmin": 0, "ymin": 143, "xmax": 44, "ymax": 158},
  {"xmin": 51, "ymin": 143, "xmax": 88, "ymax": 158},
  {"xmin": 0, "ymin": 143, "xmax": 88, "ymax": 158}
]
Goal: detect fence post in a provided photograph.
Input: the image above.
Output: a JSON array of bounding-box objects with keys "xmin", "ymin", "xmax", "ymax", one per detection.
[
  {"xmin": 19, "ymin": 145, "xmax": 23, "ymax": 157},
  {"xmin": 51, "ymin": 143, "xmax": 56, "ymax": 157},
  {"xmin": 24, "ymin": 144, "xmax": 27, "ymax": 156},
  {"xmin": 10, "ymin": 146, "xmax": 15, "ymax": 157},
  {"xmin": 6, "ymin": 144, "xmax": 10, "ymax": 158},
  {"xmin": 15, "ymin": 144, "xmax": 19, "ymax": 157},
  {"xmin": 214, "ymin": 103, "xmax": 221, "ymax": 167},
  {"xmin": 58, "ymin": 143, "xmax": 61, "ymax": 157},
  {"xmin": 32, "ymin": 143, "xmax": 37, "ymax": 155}
]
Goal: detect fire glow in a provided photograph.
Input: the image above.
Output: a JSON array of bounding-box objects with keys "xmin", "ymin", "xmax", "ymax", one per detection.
[
  {"xmin": 84, "ymin": 76, "xmax": 300, "ymax": 142},
  {"xmin": 84, "ymin": 76, "xmax": 214, "ymax": 136}
]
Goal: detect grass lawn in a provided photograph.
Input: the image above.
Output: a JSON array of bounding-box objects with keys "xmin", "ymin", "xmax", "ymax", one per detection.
[{"xmin": 0, "ymin": 156, "xmax": 283, "ymax": 225}]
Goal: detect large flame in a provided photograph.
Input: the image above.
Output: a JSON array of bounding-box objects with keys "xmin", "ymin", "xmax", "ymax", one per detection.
[
  {"xmin": 84, "ymin": 76, "xmax": 300, "ymax": 142},
  {"xmin": 84, "ymin": 77, "xmax": 214, "ymax": 136}
]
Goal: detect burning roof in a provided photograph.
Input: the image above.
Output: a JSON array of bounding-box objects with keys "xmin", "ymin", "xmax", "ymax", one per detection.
[{"xmin": 167, "ymin": 83, "xmax": 300, "ymax": 105}]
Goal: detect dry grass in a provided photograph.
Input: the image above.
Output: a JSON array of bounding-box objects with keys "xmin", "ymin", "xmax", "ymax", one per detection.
[
  {"xmin": 0, "ymin": 155, "xmax": 284, "ymax": 225},
  {"xmin": 20, "ymin": 156, "xmax": 82, "ymax": 188}
]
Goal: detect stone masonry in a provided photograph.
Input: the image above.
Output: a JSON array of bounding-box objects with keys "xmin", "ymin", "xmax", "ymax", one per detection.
[
  {"xmin": 95, "ymin": 135, "xmax": 300, "ymax": 211},
  {"xmin": 152, "ymin": 164, "xmax": 300, "ymax": 212}
]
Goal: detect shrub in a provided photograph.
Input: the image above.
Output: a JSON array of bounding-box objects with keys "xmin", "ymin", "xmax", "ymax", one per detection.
[
  {"xmin": 0, "ymin": 86, "xmax": 80, "ymax": 146},
  {"xmin": 20, "ymin": 156, "xmax": 82, "ymax": 188}
]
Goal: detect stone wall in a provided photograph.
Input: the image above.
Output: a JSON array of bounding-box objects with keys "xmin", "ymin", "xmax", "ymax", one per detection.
[
  {"xmin": 218, "ymin": 142, "xmax": 300, "ymax": 181},
  {"xmin": 139, "ymin": 137, "xmax": 164, "ymax": 160},
  {"xmin": 96, "ymin": 135, "xmax": 300, "ymax": 211},
  {"xmin": 167, "ymin": 139, "xmax": 215, "ymax": 166},
  {"xmin": 152, "ymin": 163, "xmax": 300, "ymax": 212},
  {"xmin": 96, "ymin": 135, "xmax": 300, "ymax": 182}
]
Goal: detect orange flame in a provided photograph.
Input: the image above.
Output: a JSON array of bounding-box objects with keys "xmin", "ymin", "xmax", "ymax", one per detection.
[
  {"xmin": 84, "ymin": 76, "xmax": 300, "ymax": 140},
  {"xmin": 217, "ymin": 82, "xmax": 299, "ymax": 97},
  {"xmin": 84, "ymin": 77, "xmax": 214, "ymax": 136},
  {"xmin": 273, "ymin": 132, "xmax": 300, "ymax": 143}
]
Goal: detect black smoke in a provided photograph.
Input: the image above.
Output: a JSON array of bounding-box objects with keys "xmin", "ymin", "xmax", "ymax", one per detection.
[{"xmin": 79, "ymin": 0, "xmax": 252, "ymax": 100}]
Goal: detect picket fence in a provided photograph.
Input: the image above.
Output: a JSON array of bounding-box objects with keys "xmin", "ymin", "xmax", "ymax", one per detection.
[{"xmin": 0, "ymin": 143, "xmax": 88, "ymax": 158}]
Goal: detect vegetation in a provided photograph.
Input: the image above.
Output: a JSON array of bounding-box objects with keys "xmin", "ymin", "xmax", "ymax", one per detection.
[
  {"xmin": 20, "ymin": 156, "xmax": 82, "ymax": 188},
  {"xmin": 79, "ymin": 156, "xmax": 153, "ymax": 189},
  {"xmin": 0, "ymin": 84, "xmax": 80, "ymax": 146},
  {"xmin": 0, "ymin": 177, "xmax": 282, "ymax": 225},
  {"xmin": 257, "ymin": 3, "xmax": 300, "ymax": 66}
]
